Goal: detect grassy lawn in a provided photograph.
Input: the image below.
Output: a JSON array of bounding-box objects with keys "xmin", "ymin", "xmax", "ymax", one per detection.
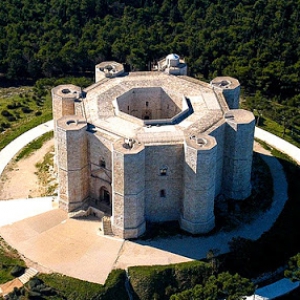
[
  {"xmin": 258, "ymin": 116, "xmax": 300, "ymax": 148},
  {"xmin": 0, "ymin": 86, "xmax": 52, "ymax": 151},
  {"xmin": 0, "ymin": 237, "xmax": 26, "ymax": 284},
  {"xmin": 15, "ymin": 131, "xmax": 54, "ymax": 161},
  {"xmin": 5, "ymin": 270, "xmax": 128, "ymax": 299}
]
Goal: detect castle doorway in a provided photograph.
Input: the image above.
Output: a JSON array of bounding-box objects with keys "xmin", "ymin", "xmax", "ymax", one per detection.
[
  {"xmin": 100, "ymin": 187, "xmax": 110, "ymax": 205},
  {"xmin": 142, "ymin": 109, "xmax": 152, "ymax": 120},
  {"xmin": 98, "ymin": 187, "xmax": 112, "ymax": 215}
]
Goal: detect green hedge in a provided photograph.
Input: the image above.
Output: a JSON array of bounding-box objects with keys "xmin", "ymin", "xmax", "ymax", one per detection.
[
  {"xmin": 38, "ymin": 269, "xmax": 128, "ymax": 300},
  {"xmin": 128, "ymin": 261, "xmax": 211, "ymax": 300}
]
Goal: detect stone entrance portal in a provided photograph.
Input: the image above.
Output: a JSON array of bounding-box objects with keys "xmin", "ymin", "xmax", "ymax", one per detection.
[
  {"xmin": 97, "ymin": 187, "xmax": 112, "ymax": 215},
  {"xmin": 100, "ymin": 187, "xmax": 110, "ymax": 205}
]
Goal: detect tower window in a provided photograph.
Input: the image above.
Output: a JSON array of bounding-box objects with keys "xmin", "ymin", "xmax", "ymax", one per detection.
[
  {"xmin": 160, "ymin": 167, "xmax": 168, "ymax": 176},
  {"xmin": 160, "ymin": 189, "xmax": 166, "ymax": 197},
  {"xmin": 146, "ymin": 101, "xmax": 149, "ymax": 107},
  {"xmin": 100, "ymin": 158, "xmax": 106, "ymax": 168}
]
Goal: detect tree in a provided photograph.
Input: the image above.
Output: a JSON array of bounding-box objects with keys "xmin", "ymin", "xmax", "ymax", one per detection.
[
  {"xmin": 285, "ymin": 253, "xmax": 300, "ymax": 282},
  {"xmin": 171, "ymin": 272, "xmax": 254, "ymax": 300}
]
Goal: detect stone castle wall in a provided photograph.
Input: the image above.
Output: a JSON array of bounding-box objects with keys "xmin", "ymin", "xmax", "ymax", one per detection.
[
  {"xmin": 223, "ymin": 110, "xmax": 255, "ymax": 199},
  {"xmin": 88, "ymin": 132, "xmax": 113, "ymax": 201},
  {"xmin": 56, "ymin": 116, "xmax": 89, "ymax": 211},
  {"xmin": 112, "ymin": 140, "xmax": 146, "ymax": 238},
  {"xmin": 51, "ymin": 64, "xmax": 255, "ymax": 239},
  {"xmin": 181, "ymin": 135, "xmax": 217, "ymax": 233},
  {"xmin": 209, "ymin": 122, "xmax": 226, "ymax": 196},
  {"xmin": 144, "ymin": 144, "xmax": 184, "ymax": 222},
  {"xmin": 116, "ymin": 87, "xmax": 181, "ymax": 120}
]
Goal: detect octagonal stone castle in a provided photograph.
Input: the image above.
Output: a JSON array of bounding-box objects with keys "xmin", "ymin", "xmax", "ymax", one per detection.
[{"xmin": 52, "ymin": 54, "xmax": 255, "ymax": 239}]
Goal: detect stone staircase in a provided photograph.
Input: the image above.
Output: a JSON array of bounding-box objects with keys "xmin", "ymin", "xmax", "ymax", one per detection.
[
  {"xmin": 102, "ymin": 216, "xmax": 113, "ymax": 236},
  {"xmin": 18, "ymin": 268, "xmax": 38, "ymax": 284},
  {"xmin": 68, "ymin": 209, "xmax": 91, "ymax": 218}
]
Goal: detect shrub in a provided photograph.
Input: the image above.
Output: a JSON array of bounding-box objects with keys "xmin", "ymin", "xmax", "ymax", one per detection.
[
  {"xmin": 21, "ymin": 106, "xmax": 33, "ymax": 113},
  {"xmin": 102, "ymin": 269, "xmax": 128, "ymax": 300},
  {"xmin": 10, "ymin": 265, "xmax": 25, "ymax": 277},
  {"xmin": 1, "ymin": 122, "xmax": 10, "ymax": 128},
  {"xmin": 7, "ymin": 102, "xmax": 21, "ymax": 109},
  {"xmin": 38, "ymin": 273, "xmax": 105, "ymax": 299},
  {"xmin": 129, "ymin": 261, "xmax": 211, "ymax": 300},
  {"xmin": 6, "ymin": 115, "xmax": 17, "ymax": 122},
  {"xmin": 1, "ymin": 110, "xmax": 11, "ymax": 117},
  {"xmin": 35, "ymin": 111, "xmax": 42, "ymax": 116}
]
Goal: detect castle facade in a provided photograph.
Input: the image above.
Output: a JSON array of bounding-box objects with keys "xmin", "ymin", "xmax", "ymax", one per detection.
[{"xmin": 52, "ymin": 55, "xmax": 255, "ymax": 239}]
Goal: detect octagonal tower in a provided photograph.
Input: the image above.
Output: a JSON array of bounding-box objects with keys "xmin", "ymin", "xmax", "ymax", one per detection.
[{"xmin": 181, "ymin": 134, "xmax": 217, "ymax": 234}]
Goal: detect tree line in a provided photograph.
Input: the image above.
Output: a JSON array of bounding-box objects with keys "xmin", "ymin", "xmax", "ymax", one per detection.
[
  {"xmin": 0, "ymin": 0, "xmax": 299, "ymax": 101},
  {"xmin": 1, "ymin": 0, "xmax": 300, "ymax": 136}
]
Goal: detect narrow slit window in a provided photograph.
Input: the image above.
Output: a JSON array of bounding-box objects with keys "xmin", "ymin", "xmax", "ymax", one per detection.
[
  {"xmin": 160, "ymin": 189, "xmax": 166, "ymax": 197},
  {"xmin": 100, "ymin": 158, "xmax": 106, "ymax": 168},
  {"xmin": 160, "ymin": 167, "xmax": 168, "ymax": 176},
  {"xmin": 146, "ymin": 101, "xmax": 149, "ymax": 107}
]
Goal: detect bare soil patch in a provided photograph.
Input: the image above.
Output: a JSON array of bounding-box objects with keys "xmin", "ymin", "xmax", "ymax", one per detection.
[{"xmin": 0, "ymin": 139, "xmax": 56, "ymax": 200}]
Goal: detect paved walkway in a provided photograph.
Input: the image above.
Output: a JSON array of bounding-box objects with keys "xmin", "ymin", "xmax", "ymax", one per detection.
[
  {"xmin": 0, "ymin": 197, "xmax": 55, "ymax": 227},
  {"xmin": 255, "ymin": 127, "xmax": 300, "ymax": 165},
  {"xmin": 0, "ymin": 123, "xmax": 299, "ymax": 299},
  {"xmin": 0, "ymin": 120, "xmax": 54, "ymax": 176}
]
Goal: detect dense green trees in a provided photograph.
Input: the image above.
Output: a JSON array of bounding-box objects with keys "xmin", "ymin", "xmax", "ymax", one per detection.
[
  {"xmin": 129, "ymin": 261, "xmax": 254, "ymax": 300},
  {"xmin": 3, "ymin": 0, "xmax": 300, "ymax": 141},
  {"xmin": 170, "ymin": 272, "xmax": 254, "ymax": 300},
  {"xmin": 285, "ymin": 253, "xmax": 300, "ymax": 282},
  {"xmin": 0, "ymin": 0, "xmax": 299, "ymax": 102}
]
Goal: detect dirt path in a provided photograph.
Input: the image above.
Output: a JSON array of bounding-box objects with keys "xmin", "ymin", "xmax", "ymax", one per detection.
[{"xmin": 0, "ymin": 139, "xmax": 55, "ymax": 200}]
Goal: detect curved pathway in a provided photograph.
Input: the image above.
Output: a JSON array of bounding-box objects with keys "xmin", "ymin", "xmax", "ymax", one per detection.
[
  {"xmin": 255, "ymin": 127, "xmax": 300, "ymax": 165},
  {"xmin": 0, "ymin": 121, "xmax": 55, "ymax": 225},
  {"xmin": 0, "ymin": 122, "xmax": 298, "ymax": 299},
  {"xmin": 117, "ymin": 146, "xmax": 288, "ymax": 261},
  {"xmin": 0, "ymin": 120, "xmax": 54, "ymax": 176}
]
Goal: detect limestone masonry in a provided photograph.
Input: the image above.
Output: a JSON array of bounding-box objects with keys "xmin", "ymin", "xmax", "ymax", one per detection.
[{"xmin": 52, "ymin": 54, "xmax": 255, "ymax": 239}]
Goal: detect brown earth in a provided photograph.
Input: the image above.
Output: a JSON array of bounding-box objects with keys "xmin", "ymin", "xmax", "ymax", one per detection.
[{"xmin": 0, "ymin": 139, "xmax": 55, "ymax": 200}]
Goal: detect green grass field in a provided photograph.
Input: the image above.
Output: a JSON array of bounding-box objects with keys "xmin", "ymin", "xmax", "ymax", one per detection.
[{"xmin": 0, "ymin": 86, "xmax": 52, "ymax": 151}]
